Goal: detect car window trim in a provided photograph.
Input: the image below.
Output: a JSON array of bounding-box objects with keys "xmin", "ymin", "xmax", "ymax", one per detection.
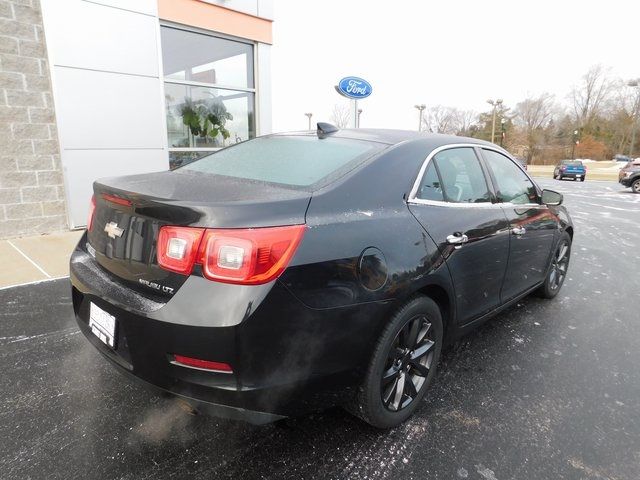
[
  {"xmin": 407, "ymin": 143, "xmax": 499, "ymax": 208},
  {"xmin": 477, "ymin": 147, "xmax": 543, "ymax": 207}
]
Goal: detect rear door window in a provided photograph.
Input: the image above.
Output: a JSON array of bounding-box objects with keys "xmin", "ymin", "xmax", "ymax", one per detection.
[
  {"xmin": 431, "ymin": 148, "xmax": 492, "ymax": 203},
  {"xmin": 416, "ymin": 162, "xmax": 444, "ymax": 201},
  {"xmin": 180, "ymin": 136, "xmax": 383, "ymax": 187}
]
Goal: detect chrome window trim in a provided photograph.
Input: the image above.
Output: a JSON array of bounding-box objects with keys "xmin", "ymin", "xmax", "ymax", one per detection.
[{"xmin": 407, "ymin": 143, "xmax": 544, "ymax": 209}]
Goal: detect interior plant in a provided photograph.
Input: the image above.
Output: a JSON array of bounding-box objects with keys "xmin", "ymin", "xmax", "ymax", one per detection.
[{"xmin": 180, "ymin": 93, "xmax": 233, "ymax": 145}]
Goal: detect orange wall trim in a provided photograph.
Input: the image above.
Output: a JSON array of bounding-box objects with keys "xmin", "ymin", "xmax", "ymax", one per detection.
[{"xmin": 158, "ymin": 0, "xmax": 273, "ymax": 44}]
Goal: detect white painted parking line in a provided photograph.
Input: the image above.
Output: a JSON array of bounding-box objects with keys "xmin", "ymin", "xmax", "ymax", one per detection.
[
  {"xmin": 0, "ymin": 276, "xmax": 69, "ymax": 291},
  {"xmin": 6, "ymin": 240, "xmax": 51, "ymax": 279}
]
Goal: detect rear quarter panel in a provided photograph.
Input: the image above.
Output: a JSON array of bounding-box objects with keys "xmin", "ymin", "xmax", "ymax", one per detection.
[{"xmin": 279, "ymin": 140, "xmax": 455, "ymax": 346}]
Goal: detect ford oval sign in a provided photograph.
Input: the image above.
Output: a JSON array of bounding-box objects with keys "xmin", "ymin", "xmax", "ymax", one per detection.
[{"xmin": 336, "ymin": 77, "xmax": 372, "ymax": 99}]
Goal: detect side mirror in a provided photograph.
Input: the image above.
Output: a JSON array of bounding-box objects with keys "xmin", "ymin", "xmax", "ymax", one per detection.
[{"xmin": 542, "ymin": 189, "xmax": 563, "ymax": 206}]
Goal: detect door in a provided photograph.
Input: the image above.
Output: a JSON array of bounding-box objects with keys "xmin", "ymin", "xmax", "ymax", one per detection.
[
  {"xmin": 408, "ymin": 146, "xmax": 511, "ymax": 325},
  {"xmin": 480, "ymin": 148, "xmax": 558, "ymax": 301}
]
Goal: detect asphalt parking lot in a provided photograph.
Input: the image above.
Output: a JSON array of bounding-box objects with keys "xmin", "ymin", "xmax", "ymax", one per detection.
[{"xmin": 1, "ymin": 178, "xmax": 639, "ymax": 480}]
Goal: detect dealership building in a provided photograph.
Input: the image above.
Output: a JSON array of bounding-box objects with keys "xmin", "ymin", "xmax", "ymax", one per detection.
[{"xmin": 0, "ymin": 0, "xmax": 273, "ymax": 238}]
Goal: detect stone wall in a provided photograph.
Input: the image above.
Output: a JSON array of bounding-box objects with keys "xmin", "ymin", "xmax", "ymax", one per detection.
[{"xmin": 0, "ymin": 0, "xmax": 66, "ymax": 239}]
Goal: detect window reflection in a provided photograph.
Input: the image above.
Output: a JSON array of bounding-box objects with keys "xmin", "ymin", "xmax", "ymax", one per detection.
[
  {"xmin": 161, "ymin": 26, "xmax": 256, "ymax": 167},
  {"xmin": 161, "ymin": 27, "xmax": 254, "ymax": 89},
  {"xmin": 165, "ymin": 84, "xmax": 255, "ymax": 149}
]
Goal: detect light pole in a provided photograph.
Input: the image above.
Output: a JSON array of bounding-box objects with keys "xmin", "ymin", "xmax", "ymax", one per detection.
[
  {"xmin": 500, "ymin": 118, "xmax": 506, "ymax": 147},
  {"xmin": 357, "ymin": 108, "xmax": 363, "ymax": 128},
  {"xmin": 487, "ymin": 98, "xmax": 503, "ymax": 143},
  {"xmin": 304, "ymin": 112, "xmax": 313, "ymax": 130},
  {"xmin": 627, "ymin": 79, "xmax": 640, "ymax": 158},
  {"xmin": 414, "ymin": 104, "xmax": 426, "ymax": 131}
]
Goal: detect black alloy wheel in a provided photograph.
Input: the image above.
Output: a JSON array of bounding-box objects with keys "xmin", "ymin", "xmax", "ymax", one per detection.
[
  {"xmin": 381, "ymin": 315, "xmax": 435, "ymax": 412},
  {"xmin": 549, "ymin": 240, "xmax": 570, "ymax": 291},
  {"xmin": 538, "ymin": 232, "xmax": 571, "ymax": 299},
  {"xmin": 350, "ymin": 295, "xmax": 443, "ymax": 428}
]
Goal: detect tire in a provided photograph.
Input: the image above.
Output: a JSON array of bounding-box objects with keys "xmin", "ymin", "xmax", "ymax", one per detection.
[
  {"xmin": 632, "ymin": 178, "xmax": 640, "ymax": 194},
  {"xmin": 349, "ymin": 295, "xmax": 443, "ymax": 429},
  {"xmin": 537, "ymin": 232, "xmax": 572, "ymax": 299},
  {"xmin": 580, "ymin": 177, "xmax": 586, "ymax": 182}
]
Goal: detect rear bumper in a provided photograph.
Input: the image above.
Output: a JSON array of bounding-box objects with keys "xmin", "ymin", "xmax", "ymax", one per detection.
[
  {"xmin": 559, "ymin": 171, "xmax": 585, "ymax": 178},
  {"xmin": 70, "ymin": 238, "xmax": 382, "ymax": 423}
]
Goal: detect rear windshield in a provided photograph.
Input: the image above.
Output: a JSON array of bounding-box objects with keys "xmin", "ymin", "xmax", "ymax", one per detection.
[
  {"xmin": 562, "ymin": 160, "xmax": 583, "ymax": 166},
  {"xmin": 180, "ymin": 136, "xmax": 384, "ymax": 187}
]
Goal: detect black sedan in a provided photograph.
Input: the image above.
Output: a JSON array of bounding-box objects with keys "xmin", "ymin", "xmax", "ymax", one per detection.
[{"xmin": 70, "ymin": 125, "xmax": 573, "ymax": 429}]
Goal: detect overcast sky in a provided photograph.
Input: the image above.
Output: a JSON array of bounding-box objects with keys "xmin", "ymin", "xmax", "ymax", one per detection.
[{"xmin": 270, "ymin": 0, "xmax": 639, "ymax": 132}]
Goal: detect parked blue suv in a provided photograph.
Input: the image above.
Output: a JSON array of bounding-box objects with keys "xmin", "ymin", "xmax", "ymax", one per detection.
[{"xmin": 554, "ymin": 160, "xmax": 586, "ymax": 181}]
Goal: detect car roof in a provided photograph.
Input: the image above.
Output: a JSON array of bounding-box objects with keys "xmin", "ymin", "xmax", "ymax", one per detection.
[{"xmin": 271, "ymin": 128, "xmax": 496, "ymax": 149}]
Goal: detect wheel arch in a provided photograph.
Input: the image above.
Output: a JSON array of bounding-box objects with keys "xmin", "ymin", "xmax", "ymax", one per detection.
[
  {"xmin": 416, "ymin": 283, "xmax": 453, "ymax": 341},
  {"xmin": 565, "ymin": 225, "xmax": 574, "ymax": 240}
]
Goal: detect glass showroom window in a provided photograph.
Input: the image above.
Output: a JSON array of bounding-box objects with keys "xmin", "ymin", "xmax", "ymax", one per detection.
[{"xmin": 161, "ymin": 26, "xmax": 256, "ymax": 169}]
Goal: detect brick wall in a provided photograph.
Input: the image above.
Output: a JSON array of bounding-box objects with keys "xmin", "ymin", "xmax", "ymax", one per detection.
[{"xmin": 0, "ymin": 0, "xmax": 66, "ymax": 239}]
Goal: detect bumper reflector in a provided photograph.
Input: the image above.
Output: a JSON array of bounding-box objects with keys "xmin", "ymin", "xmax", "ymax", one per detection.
[{"xmin": 171, "ymin": 354, "xmax": 233, "ymax": 374}]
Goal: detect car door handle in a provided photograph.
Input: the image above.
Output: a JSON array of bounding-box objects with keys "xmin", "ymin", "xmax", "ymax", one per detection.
[
  {"xmin": 511, "ymin": 226, "xmax": 526, "ymax": 236},
  {"xmin": 446, "ymin": 233, "xmax": 469, "ymax": 248}
]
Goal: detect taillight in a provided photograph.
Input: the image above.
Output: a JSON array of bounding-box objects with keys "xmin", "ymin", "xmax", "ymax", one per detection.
[
  {"xmin": 156, "ymin": 224, "xmax": 305, "ymax": 284},
  {"xmin": 87, "ymin": 195, "xmax": 96, "ymax": 231},
  {"xmin": 171, "ymin": 354, "xmax": 233, "ymax": 373},
  {"xmin": 199, "ymin": 225, "xmax": 305, "ymax": 285},
  {"xmin": 157, "ymin": 226, "xmax": 205, "ymax": 275}
]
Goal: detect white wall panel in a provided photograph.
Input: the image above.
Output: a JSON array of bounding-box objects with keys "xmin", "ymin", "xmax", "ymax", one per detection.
[
  {"xmin": 62, "ymin": 150, "xmax": 168, "ymax": 228},
  {"xmin": 83, "ymin": 0, "xmax": 158, "ymax": 16},
  {"xmin": 42, "ymin": 0, "xmax": 159, "ymax": 77},
  {"xmin": 41, "ymin": 0, "xmax": 169, "ymax": 227},
  {"xmin": 53, "ymin": 67, "xmax": 165, "ymax": 150}
]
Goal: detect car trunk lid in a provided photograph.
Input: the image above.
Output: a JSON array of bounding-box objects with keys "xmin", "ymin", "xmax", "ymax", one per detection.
[{"xmin": 87, "ymin": 170, "xmax": 311, "ymax": 298}]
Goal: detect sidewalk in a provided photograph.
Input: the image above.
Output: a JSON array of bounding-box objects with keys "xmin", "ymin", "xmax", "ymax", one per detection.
[{"xmin": 0, "ymin": 230, "xmax": 84, "ymax": 289}]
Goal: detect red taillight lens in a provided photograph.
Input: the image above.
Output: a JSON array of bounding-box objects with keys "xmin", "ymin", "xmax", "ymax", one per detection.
[
  {"xmin": 172, "ymin": 354, "xmax": 233, "ymax": 373},
  {"xmin": 157, "ymin": 226, "xmax": 205, "ymax": 275},
  {"xmin": 87, "ymin": 195, "xmax": 96, "ymax": 231},
  {"xmin": 199, "ymin": 225, "xmax": 305, "ymax": 285},
  {"xmin": 156, "ymin": 224, "xmax": 305, "ymax": 284}
]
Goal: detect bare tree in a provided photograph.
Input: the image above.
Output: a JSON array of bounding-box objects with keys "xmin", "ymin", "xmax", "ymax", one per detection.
[
  {"xmin": 514, "ymin": 93, "xmax": 556, "ymax": 163},
  {"xmin": 330, "ymin": 103, "xmax": 350, "ymax": 128},
  {"xmin": 570, "ymin": 65, "xmax": 614, "ymax": 132},
  {"xmin": 423, "ymin": 105, "xmax": 458, "ymax": 134},
  {"xmin": 453, "ymin": 109, "xmax": 478, "ymax": 136}
]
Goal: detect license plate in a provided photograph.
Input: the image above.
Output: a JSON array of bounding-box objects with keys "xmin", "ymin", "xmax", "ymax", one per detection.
[{"xmin": 89, "ymin": 302, "xmax": 116, "ymax": 348}]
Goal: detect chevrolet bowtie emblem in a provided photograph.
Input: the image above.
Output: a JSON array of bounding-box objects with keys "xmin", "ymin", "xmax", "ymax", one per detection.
[{"xmin": 104, "ymin": 221, "xmax": 124, "ymax": 239}]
